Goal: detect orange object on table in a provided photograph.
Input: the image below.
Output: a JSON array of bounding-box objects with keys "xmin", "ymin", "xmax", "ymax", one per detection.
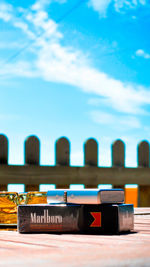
[{"xmin": 125, "ymin": 187, "xmax": 138, "ymax": 207}]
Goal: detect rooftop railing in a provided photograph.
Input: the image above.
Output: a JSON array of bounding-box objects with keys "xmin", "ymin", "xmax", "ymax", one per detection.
[{"xmin": 0, "ymin": 134, "xmax": 149, "ymax": 206}]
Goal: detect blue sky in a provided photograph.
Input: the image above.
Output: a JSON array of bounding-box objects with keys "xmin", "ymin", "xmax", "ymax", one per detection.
[{"xmin": 0, "ymin": 0, "xmax": 150, "ymax": 167}]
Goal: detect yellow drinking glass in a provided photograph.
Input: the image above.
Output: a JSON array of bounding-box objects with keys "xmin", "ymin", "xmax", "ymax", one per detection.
[
  {"xmin": 0, "ymin": 192, "xmax": 18, "ymax": 225},
  {"xmin": 26, "ymin": 191, "xmax": 47, "ymax": 204}
]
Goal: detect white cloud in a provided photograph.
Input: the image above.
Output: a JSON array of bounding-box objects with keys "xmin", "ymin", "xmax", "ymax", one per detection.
[
  {"xmin": 88, "ymin": 0, "xmax": 112, "ymax": 16},
  {"xmin": 13, "ymin": 21, "xmax": 36, "ymax": 40},
  {"xmin": 1, "ymin": 1, "xmax": 150, "ymax": 116},
  {"xmin": 31, "ymin": 0, "xmax": 52, "ymax": 11},
  {"xmin": 90, "ymin": 110, "xmax": 115, "ymax": 125},
  {"xmin": 37, "ymin": 45, "xmax": 150, "ymax": 114},
  {"xmin": 88, "ymin": 0, "xmax": 147, "ymax": 16},
  {"xmin": 0, "ymin": 2, "xmax": 13, "ymax": 22},
  {"xmin": 139, "ymin": 0, "xmax": 146, "ymax": 4},
  {"xmin": 26, "ymin": 10, "xmax": 62, "ymax": 40},
  {"xmin": 88, "ymin": 98, "xmax": 103, "ymax": 106},
  {"xmin": 115, "ymin": 0, "xmax": 147, "ymax": 10},
  {"xmin": 0, "ymin": 42, "xmax": 23, "ymax": 49},
  {"xmin": 114, "ymin": 0, "xmax": 139, "ymax": 12},
  {"xmin": 0, "ymin": 60, "xmax": 38, "ymax": 78},
  {"xmin": 136, "ymin": 49, "xmax": 150, "ymax": 59},
  {"xmin": 31, "ymin": 0, "xmax": 66, "ymax": 11},
  {"xmin": 90, "ymin": 110, "xmax": 141, "ymax": 129}
]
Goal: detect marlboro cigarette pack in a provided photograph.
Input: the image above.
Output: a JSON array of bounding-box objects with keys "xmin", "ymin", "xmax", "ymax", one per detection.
[{"xmin": 18, "ymin": 203, "xmax": 134, "ymax": 234}]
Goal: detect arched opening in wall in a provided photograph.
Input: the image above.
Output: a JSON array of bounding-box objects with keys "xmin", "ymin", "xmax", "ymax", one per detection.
[
  {"xmin": 39, "ymin": 184, "xmax": 56, "ymax": 191},
  {"xmin": 7, "ymin": 184, "xmax": 25, "ymax": 193},
  {"xmin": 125, "ymin": 184, "xmax": 138, "ymax": 207},
  {"xmin": 69, "ymin": 184, "xmax": 85, "ymax": 189}
]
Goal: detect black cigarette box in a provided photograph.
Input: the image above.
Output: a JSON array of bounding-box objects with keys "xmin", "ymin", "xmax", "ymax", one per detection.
[{"xmin": 18, "ymin": 203, "xmax": 134, "ymax": 234}]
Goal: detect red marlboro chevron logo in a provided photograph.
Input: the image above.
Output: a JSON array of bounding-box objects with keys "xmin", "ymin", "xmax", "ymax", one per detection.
[{"xmin": 90, "ymin": 212, "xmax": 101, "ymax": 227}]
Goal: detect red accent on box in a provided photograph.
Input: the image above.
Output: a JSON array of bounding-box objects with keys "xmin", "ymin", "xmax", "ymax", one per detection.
[{"xmin": 90, "ymin": 212, "xmax": 101, "ymax": 227}]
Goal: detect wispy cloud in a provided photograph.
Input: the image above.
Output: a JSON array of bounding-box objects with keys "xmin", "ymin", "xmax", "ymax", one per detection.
[
  {"xmin": 90, "ymin": 110, "xmax": 141, "ymax": 129},
  {"xmin": 135, "ymin": 49, "xmax": 150, "ymax": 59},
  {"xmin": 88, "ymin": 0, "xmax": 147, "ymax": 16},
  {"xmin": 114, "ymin": 0, "xmax": 147, "ymax": 12},
  {"xmin": 13, "ymin": 21, "xmax": 36, "ymax": 40},
  {"xmin": 0, "ymin": 60, "xmax": 38, "ymax": 78},
  {"xmin": 36, "ymin": 44, "xmax": 150, "ymax": 114},
  {"xmin": 1, "ymin": 1, "xmax": 150, "ymax": 117},
  {"xmin": 0, "ymin": 41, "xmax": 24, "ymax": 49},
  {"xmin": 88, "ymin": 0, "xmax": 112, "ymax": 17},
  {"xmin": 31, "ymin": 0, "xmax": 52, "ymax": 11},
  {"xmin": 31, "ymin": 0, "xmax": 66, "ymax": 11},
  {"xmin": 0, "ymin": 2, "xmax": 13, "ymax": 22}
]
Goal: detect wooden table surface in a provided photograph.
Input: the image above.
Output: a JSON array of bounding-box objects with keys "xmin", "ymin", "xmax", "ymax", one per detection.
[{"xmin": 0, "ymin": 208, "xmax": 150, "ymax": 267}]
